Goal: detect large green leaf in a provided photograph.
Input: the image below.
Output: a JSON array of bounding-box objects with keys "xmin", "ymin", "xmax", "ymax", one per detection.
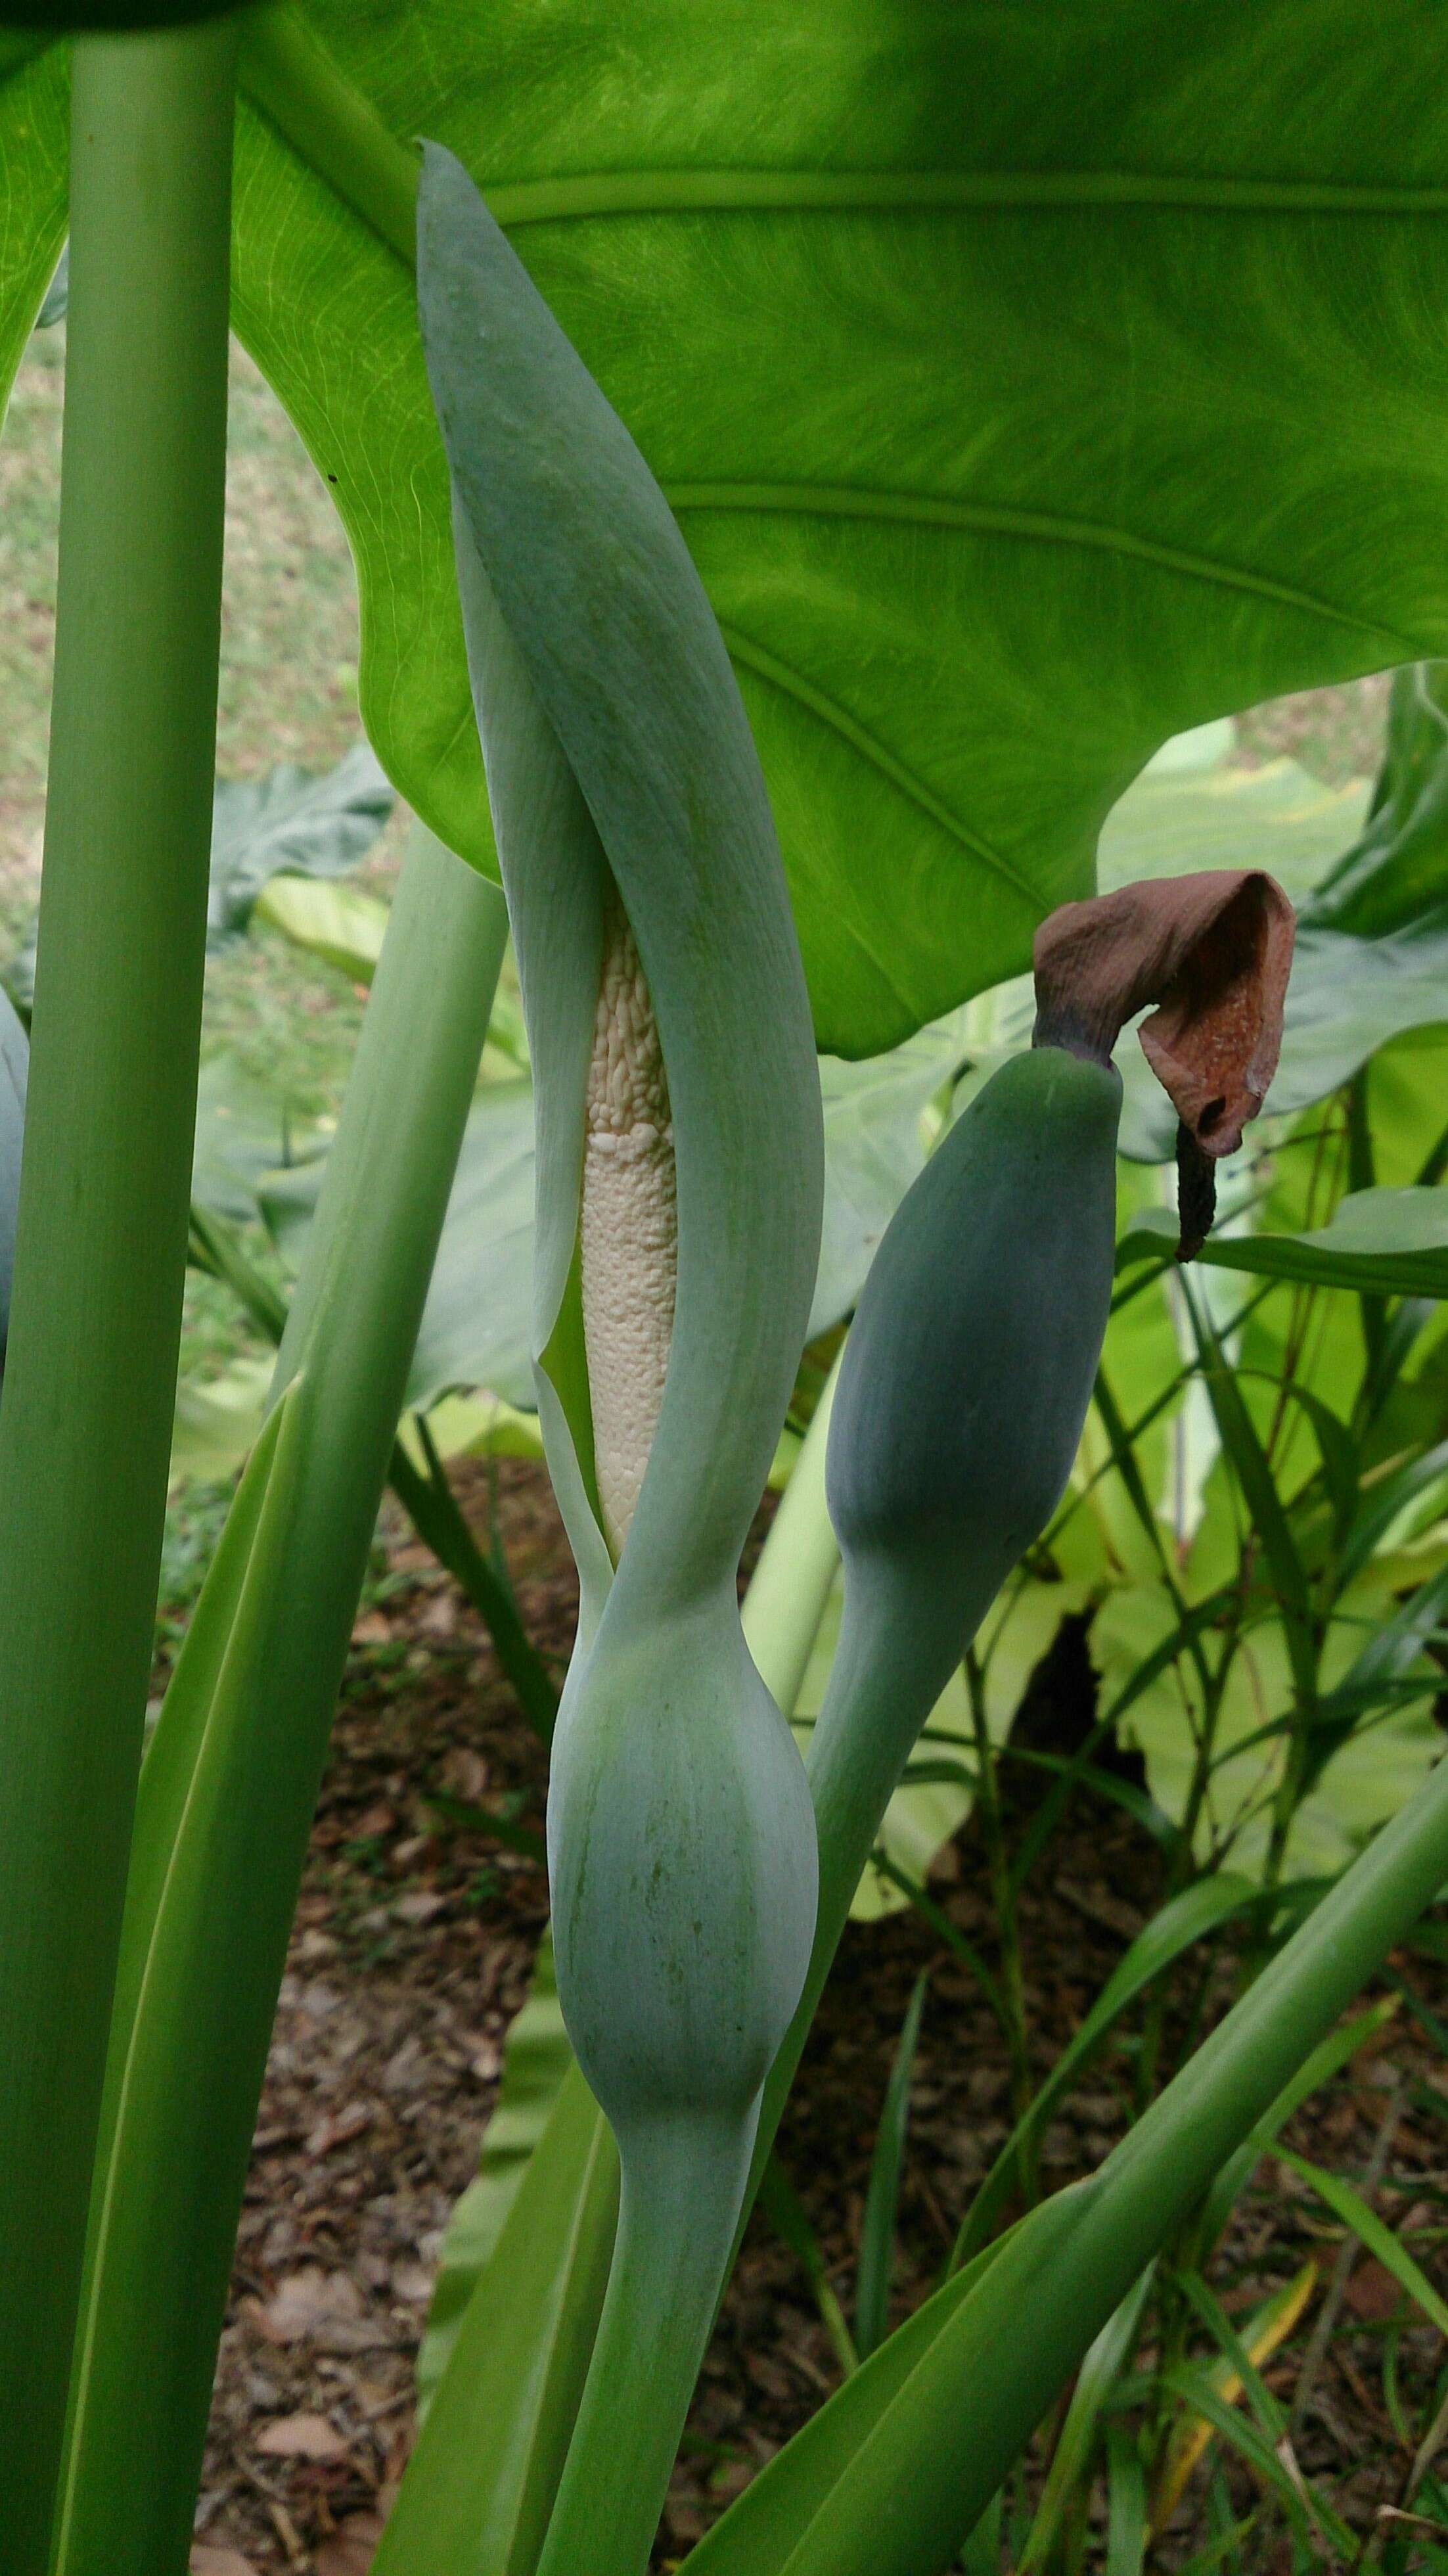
[
  {"xmin": 1099, "ymin": 745, "xmax": 1372, "ymax": 909},
  {"xmin": 217, "ymin": 1, "xmax": 1448, "ymax": 1053},
  {"xmin": 0, "ymin": 46, "xmax": 66, "ymax": 418},
  {"xmin": 17, "ymin": 12, "xmax": 1448, "ymax": 1049},
  {"xmin": 260, "ymin": 1077, "xmax": 537, "ymax": 1410},
  {"xmin": 811, "ymin": 1015, "xmax": 970, "ymax": 1336}
]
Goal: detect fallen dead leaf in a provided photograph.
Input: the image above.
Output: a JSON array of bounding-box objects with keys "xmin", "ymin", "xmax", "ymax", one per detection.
[
  {"xmin": 1343, "ymin": 2257, "xmax": 1404, "ymax": 2323},
  {"xmin": 315, "ymin": 2511, "xmax": 386, "ymax": 2575},
  {"xmin": 393, "ymin": 1891, "xmax": 447, "ymax": 1927},
  {"xmin": 191, "ymin": 2550, "xmax": 260, "ymax": 2576},
  {"xmin": 441, "ymin": 1745, "xmax": 488, "ymax": 1801},
  {"xmin": 305, "ymin": 2100, "xmax": 375, "ymax": 2157},
  {"xmin": 351, "ymin": 1611, "xmax": 392, "ymax": 1647},
  {"xmin": 256, "ymin": 2410, "xmax": 351, "ymax": 2463},
  {"xmin": 250, "ymin": 2265, "xmax": 363, "ymax": 2346}
]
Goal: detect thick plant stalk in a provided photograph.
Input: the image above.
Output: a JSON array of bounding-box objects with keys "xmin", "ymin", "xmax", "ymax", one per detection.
[
  {"xmin": 50, "ymin": 829, "xmax": 509, "ymax": 2576},
  {"xmin": 0, "ymin": 30, "xmax": 235, "ymax": 2565},
  {"xmin": 740, "ymin": 1352, "xmax": 842, "ymax": 1720}
]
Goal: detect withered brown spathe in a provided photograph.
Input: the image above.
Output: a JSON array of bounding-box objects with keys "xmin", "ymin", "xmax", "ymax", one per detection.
[{"xmin": 1033, "ymin": 870, "xmax": 1296, "ymax": 1258}]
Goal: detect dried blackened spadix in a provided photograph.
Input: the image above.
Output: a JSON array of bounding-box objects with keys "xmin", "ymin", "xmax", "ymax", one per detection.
[{"xmin": 1034, "ymin": 868, "xmax": 1295, "ymax": 1256}]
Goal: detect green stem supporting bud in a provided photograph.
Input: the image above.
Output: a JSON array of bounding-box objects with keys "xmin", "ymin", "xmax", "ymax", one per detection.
[{"xmin": 745, "ymin": 1044, "xmax": 1122, "ymax": 2217}]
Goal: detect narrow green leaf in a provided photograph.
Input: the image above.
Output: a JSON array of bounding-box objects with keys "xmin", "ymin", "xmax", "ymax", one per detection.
[
  {"xmin": 1018, "ymin": 2271, "xmax": 1154, "ymax": 2574},
  {"xmin": 417, "ymin": 1930, "xmax": 574, "ymax": 2414},
  {"xmin": 388, "ymin": 1433, "xmax": 558, "ymax": 1742},
  {"xmin": 855, "ymin": 1973, "xmax": 928, "ymax": 2360},
  {"xmin": 1174, "ymin": 2514, "xmax": 1259, "ymax": 2576},
  {"xmin": 1338, "ymin": 1436, "xmax": 1448, "ymax": 1588},
  {"xmin": 952, "ymin": 1874, "xmax": 1260, "ymax": 2270},
  {"xmin": 686, "ymin": 1745, "xmax": 1448, "ymax": 2576},
  {"xmin": 682, "ymin": 2228, "xmax": 1029, "ymax": 2575},
  {"xmin": 1156, "ymin": 2368, "xmax": 1315, "ymax": 2544},
  {"xmin": 425, "ymin": 1792, "xmax": 547, "ymax": 1866},
  {"xmin": 1190, "ymin": 1304, "xmax": 1317, "ymax": 1707},
  {"xmin": 1196, "ymin": 1997, "xmax": 1398, "ymax": 2255},
  {"xmin": 958, "ymin": 2493, "xmax": 1003, "ymax": 2576},
  {"xmin": 374, "ymin": 2062, "xmax": 619, "ymax": 2576},
  {"xmin": 1105, "ymin": 2426, "xmax": 1149, "ymax": 2576},
  {"xmin": 761, "ymin": 2159, "xmax": 859, "ymax": 2382},
  {"xmin": 0, "ymin": 38, "xmax": 237, "ymax": 2560},
  {"xmin": 1303, "ymin": 1562, "xmax": 1448, "ymax": 1783},
  {"xmin": 53, "ymin": 835, "xmax": 509, "ymax": 2574},
  {"xmin": 1118, "ymin": 1187, "xmax": 1448, "ymax": 1301},
  {"xmin": 1277, "ymin": 2151, "xmax": 1448, "ymax": 2339}
]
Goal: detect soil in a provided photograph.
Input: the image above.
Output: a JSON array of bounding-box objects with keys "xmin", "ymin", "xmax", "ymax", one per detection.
[{"xmin": 188, "ymin": 1461, "xmax": 1448, "ymax": 2576}]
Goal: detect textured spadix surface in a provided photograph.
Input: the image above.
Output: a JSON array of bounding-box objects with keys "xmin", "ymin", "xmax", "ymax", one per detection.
[{"xmin": 581, "ymin": 892, "xmax": 677, "ymax": 1559}]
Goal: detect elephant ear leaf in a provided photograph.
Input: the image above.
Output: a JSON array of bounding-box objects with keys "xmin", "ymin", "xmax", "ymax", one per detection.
[
  {"xmin": 0, "ymin": 44, "xmax": 67, "ymax": 420},
  {"xmin": 231, "ymin": 0, "xmax": 1448, "ymax": 1054}
]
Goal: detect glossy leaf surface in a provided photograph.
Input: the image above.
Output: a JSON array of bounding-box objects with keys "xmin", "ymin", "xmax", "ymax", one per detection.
[{"xmin": 223, "ymin": 1, "xmax": 1448, "ymax": 1052}]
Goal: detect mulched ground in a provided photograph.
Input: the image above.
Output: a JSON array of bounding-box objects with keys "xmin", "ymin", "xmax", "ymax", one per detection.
[{"xmin": 188, "ymin": 1461, "xmax": 1448, "ymax": 2575}]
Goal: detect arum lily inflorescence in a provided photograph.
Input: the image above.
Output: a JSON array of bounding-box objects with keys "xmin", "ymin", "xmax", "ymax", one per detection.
[{"xmin": 419, "ymin": 145, "xmax": 824, "ymax": 2576}]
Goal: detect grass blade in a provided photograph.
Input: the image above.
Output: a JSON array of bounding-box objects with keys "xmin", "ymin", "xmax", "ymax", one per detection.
[
  {"xmin": 1018, "ymin": 2270, "xmax": 1154, "ymax": 2573},
  {"xmin": 418, "ymin": 1930, "xmax": 574, "ymax": 2412},
  {"xmin": 951, "ymin": 1873, "xmax": 1260, "ymax": 2270},
  {"xmin": 761, "ymin": 2159, "xmax": 859, "ymax": 2381},
  {"xmin": 1152, "ymin": 2266, "xmax": 1320, "ymax": 2539},
  {"xmin": 1277, "ymin": 2151, "xmax": 1448, "ymax": 2338},
  {"xmin": 1105, "ymin": 2426, "xmax": 1149, "ymax": 2576},
  {"xmin": 683, "ymin": 1745, "xmax": 1448, "ymax": 2576},
  {"xmin": 1196, "ymin": 1997, "xmax": 1398, "ymax": 2256},
  {"xmin": 855, "ymin": 1973, "xmax": 928, "ymax": 2360}
]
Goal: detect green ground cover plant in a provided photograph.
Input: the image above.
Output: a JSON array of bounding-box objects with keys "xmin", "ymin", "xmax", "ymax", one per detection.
[{"xmin": 1, "ymin": 9, "xmax": 1448, "ymax": 2575}]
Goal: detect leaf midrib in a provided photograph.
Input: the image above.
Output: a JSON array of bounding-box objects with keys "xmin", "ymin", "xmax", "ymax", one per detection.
[{"xmin": 486, "ymin": 168, "xmax": 1448, "ymax": 225}]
